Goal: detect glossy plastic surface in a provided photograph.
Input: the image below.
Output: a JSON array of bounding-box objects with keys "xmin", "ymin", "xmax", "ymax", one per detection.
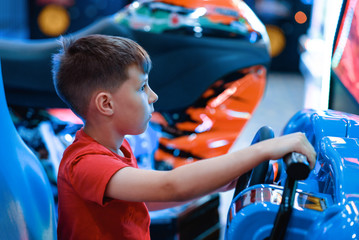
[
  {"xmin": 0, "ymin": 62, "xmax": 57, "ymax": 239},
  {"xmin": 1, "ymin": 0, "xmax": 270, "ymax": 173},
  {"xmin": 227, "ymin": 185, "xmax": 332, "ymax": 240},
  {"xmin": 226, "ymin": 109, "xmax": 359, "ymax": 239},
  {"xmin": 0, "ymin": 0, "xmax": 270, "ymax": 111},
  {"xmin": 284, "ymin": 109, "xmax": 359, "ymax": 201},
  {"xmin": 151, "ymin": 65, "xmax": 266, "ymax": 168},
  {"xmin": 115, "ymin": 0, "xmax": 269, "ymax": 42}
]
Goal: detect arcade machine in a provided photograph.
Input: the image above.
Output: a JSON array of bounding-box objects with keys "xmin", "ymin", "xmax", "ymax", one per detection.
[
  {"xmin": 0, "ymin": 0, "xmax": 28, "ymax": 39},
  {"xmin": 299, "ymin": 0, "xmax": 344, "ymax": 110},
  {"xmin": 330, "ymin": 0, "xmax": 359, "ymax": 115},
  {"xmin": 225, "ymin": 1, "xmax": 359, "ymax": 238},
  {"xmin": 0, "ymin": 0, "xmax": 271, "ymax": 239},
  {"xmin": 28, "ymin": 0, "xmax": 131, "ymax": 39},
  {"xmin": 300, "ymin": 0, "xmax": 359, "ymax": 115},
  {"xmin": 244, "ymin": 0, "xmax": 313, "ymax": 72}
]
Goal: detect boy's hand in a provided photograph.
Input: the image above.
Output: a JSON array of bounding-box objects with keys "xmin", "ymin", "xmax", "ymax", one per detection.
[{"xmin": 255, "ymin": 132, "xmax": 316, "ymax": 169}]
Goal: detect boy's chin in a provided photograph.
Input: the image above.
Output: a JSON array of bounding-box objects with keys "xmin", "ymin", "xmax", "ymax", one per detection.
[{"xmin": 131, "ymin": 124, "xmax": 149, "ymax": 136}]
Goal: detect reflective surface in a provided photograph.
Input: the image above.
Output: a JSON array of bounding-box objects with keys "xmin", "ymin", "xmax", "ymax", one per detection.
[
  {"xmin": 0, "ymin": 62, "xmax": 57, "ymax": 239},
  {"xmin": 114, "ymin": 0, "xmax": 269, "ymax": 43},
  {"xmin": 226, "ymin": 109, "xmax": 359, "ymax": 239},
  {"xmin": 151, "ymin": 65, "xmax": 266, "ymax": 168}
]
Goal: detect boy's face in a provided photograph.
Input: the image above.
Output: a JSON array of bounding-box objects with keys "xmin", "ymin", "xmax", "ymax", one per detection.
[{"xmin": 112, "ymin": 65, "xmax": 158, "ymax": 136}]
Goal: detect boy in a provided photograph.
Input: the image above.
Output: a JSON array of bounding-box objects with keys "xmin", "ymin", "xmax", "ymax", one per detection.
[{"xmin": 52, "ymin": 34, "xmax": 316, "ymax": 240}]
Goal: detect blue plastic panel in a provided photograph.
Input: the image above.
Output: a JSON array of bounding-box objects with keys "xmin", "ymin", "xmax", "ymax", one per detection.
[
  {"xmin": 0, "ymin": 61, "xmax": 57, "ymax": 239},
  {"xmin": 227, "ymin": 109, "xmax": 359, "ymax": 239}
]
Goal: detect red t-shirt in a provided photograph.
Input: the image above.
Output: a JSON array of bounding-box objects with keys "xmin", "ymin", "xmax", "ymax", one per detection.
[{"xmin": 57, "ymin": 129, "xmax": 151, "ymax": 240}]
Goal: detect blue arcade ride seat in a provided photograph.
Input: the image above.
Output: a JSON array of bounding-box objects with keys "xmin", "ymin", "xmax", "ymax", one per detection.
[{"xmin": 0, "ymin": 60, "xmax": 57, "ymax": 239}]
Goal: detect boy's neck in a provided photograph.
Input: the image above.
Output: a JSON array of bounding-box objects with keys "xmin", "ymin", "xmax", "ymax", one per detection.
[{"xmin": 83, "ymin": 123, "xmax": 125, "ymax": 156}]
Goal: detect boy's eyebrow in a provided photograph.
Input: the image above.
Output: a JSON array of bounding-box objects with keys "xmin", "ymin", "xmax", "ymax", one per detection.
[{"xmin": 141, "ymin": 73, "xmax": 149, "ymax": 83}]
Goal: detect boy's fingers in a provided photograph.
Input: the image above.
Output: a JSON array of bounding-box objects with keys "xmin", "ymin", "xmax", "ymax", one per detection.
[
  {"xmin": 285, "ymin": 132, "xmax": 316, "ymax": 169},
  {"xmin": 300, "ymin": 133, "xmax": 316, "ymax": 169}
]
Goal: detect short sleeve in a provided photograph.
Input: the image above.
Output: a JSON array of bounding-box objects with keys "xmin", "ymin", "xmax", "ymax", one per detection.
[{"xmin": 68, "ymin": 154, "xmax": 129, "ymax": 206}]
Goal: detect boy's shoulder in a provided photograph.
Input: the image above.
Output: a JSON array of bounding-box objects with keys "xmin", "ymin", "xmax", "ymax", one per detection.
[
  {"xmin": 63, "ymin": 129, "xmax": 109, "ymax": 159},
  {"xmin": 62, "ymin": 129, "xmax": 134, "ymax": 163}
]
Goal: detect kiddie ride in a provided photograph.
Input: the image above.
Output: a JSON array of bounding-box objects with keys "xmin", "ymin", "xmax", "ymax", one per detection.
[
  {"xmin": 1, "ymin": 0, "xmax": 270, "ymax": 239},
  {"xmin": 226, "ymin": 109, "xmax": 359, "ymax": 240},
  {"xmin": 1, "ymin": 1, "xmax": 358, "ymax": 240},
  {"xmin": 0, "ymin": 0, "xmax": 270, "ymax": 172}
]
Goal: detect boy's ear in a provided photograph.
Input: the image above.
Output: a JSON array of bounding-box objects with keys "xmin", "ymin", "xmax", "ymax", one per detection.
[{"xmin": 94, "ymin": 92, "xmax": 114, "ymax": 116}]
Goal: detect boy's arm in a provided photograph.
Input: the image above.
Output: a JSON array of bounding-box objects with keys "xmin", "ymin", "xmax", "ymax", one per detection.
[
  {"xmin": 145, "ymin": 180, "xmax": 237, "ymax": 211},
  {"xmin": 145, "ymin": 201, "xmax": 187, "ymax": 211},
  {"xmin": 105, "ymin": 132, "xmax": 316, "ymax": 203}
]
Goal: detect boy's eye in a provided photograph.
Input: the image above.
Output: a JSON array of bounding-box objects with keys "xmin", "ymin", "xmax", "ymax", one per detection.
[{"xmin": 140, "ymin": 85, "xmax": 146, "ymax": 91}]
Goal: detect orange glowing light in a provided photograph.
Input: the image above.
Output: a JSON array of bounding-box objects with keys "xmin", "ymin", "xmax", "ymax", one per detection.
[
  {"xmin": 295, "ymin": 11, "xmax": 307, "ymax": 24},
  {"xmin": 38, "ymin": 4, "xmax": 70, "ymax": 36}
]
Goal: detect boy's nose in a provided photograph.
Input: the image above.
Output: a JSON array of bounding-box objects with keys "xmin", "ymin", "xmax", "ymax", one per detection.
[{"xmin": 149, "ymin": 88, "xmax": 158, "ymax": 104}]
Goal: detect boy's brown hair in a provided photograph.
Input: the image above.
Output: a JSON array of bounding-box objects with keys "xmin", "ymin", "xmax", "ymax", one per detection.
[{"xmin": 52, "ymin": 34, "xmax": 151, "ymax": 120}]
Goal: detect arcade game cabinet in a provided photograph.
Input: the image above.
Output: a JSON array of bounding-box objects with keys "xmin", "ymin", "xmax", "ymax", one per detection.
[
  {"xmin": 330, "ymin": 0, "xmax": 359, "ymax": 115},
  {"xmin": 0, "ymin": 1, "xmax": 271, "ymax": 239},
  {"xmin": 245, "ymin": 0, "xmax": 313, "ymax": 72},
  {"xmin": 299, "ymin": 0, "xmax": 344, "ymax": 110},
  {"xmin": 28, "ymin": 0, "xmax": 131, "ymax": 39}
]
